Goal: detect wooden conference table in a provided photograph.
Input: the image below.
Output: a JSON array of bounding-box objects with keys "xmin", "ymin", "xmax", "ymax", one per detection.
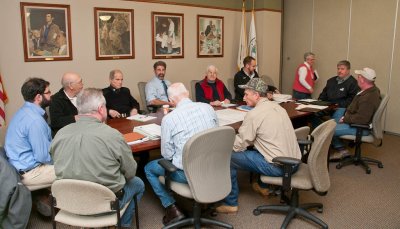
[{"xmin": 107, "ymin": 101, "xmax": 315, "ymax": 154}]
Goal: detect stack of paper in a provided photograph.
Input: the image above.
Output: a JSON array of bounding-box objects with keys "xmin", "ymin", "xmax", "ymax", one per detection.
[
  {"xmin": 127, "ymin": 114, "xmax": 157, "ymax": 122},
  {"xmin": 295, "ymin": 104, "xmax": 328, "ymax": 112},
  {"xmin": 133, "ymin": 123, "xmax": 161, "ymax": 140},
  {"xmin": 273, "ymin": 94, "xmax": 292, "ymax": 103},
  {"xmin": 216, "ymin": 109, "xmax": 247, "ymax": 126}
]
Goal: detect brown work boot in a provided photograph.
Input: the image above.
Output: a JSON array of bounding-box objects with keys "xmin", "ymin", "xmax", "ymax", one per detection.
[
  {"xmin": 215, "ymin": 205, "xmax": 238, "ymax": 214},
  {"xmin": 329, "ymin": 148, "xmax": 351, "ymax": 161},
  {"xmin": 252, "ymin": 182, "xmax": 270, "ymax": 196},
  {"xmin": 162, "ymin": 204, "xmax": 185, "ymax": 225}
]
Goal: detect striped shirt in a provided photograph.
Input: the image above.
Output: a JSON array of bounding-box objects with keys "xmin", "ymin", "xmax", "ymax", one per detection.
[{"xmin": 161, "ymin": 98, "xmax": 218, "ymax": 169}]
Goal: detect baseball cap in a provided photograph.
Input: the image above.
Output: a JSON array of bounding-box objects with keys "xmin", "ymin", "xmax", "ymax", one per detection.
[
  {"xmin": 239, "ymin": 78, "xmax": 267, "ymax": 94},
  {"xmin": 355, "ymin": 67, "xmax": 376, "ymax": 81}
]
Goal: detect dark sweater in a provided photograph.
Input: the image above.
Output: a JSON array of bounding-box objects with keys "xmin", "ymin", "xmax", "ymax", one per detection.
[
  {"xmin": 49, "ymin": 88, "xmax": 78, "ymax": 135},
  {"xmin": 318, "ymin": 76, "xmax": 359, "ymax": 108},
  {"xmin": 344, "ymin": 86, "xmax": 381, "ymax": 125},
  {"xmin": 102, "ymin": 86, "xmax": 140, "ymax": 118}
]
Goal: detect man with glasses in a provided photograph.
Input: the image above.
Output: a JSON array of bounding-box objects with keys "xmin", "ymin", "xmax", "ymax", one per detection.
[
  {"xmin": 49, "ymin": 72, "xmax": 83, "ymax": 136},
  {"xmin": 5, "ymin": 77, "xmax": 55, "ymax": 216}
]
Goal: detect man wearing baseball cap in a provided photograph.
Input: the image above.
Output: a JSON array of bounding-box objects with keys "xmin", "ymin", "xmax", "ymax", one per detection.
[
  {"xmin": 330, "ymin": 67, "xmax": 381, "ymax": 160},
  {"xmin": 216, "ymin": 78, "xmax": 301, "ymax": 214}
]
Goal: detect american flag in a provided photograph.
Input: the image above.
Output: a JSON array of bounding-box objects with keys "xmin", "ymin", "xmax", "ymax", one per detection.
[{"xmin": 0, "ymin": 74, "xmax": 8, "ymax": 127}]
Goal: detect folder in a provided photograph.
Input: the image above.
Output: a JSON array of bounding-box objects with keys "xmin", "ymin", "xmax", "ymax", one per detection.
[{"xmin": 123, "ymin": 132, "xmax": 146, "ymax": 144}]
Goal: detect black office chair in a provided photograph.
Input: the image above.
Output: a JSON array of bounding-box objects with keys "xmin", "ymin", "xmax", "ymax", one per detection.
[{"xmin": 336, "ymin": 94, "xmax": 389, "ymax": 174}]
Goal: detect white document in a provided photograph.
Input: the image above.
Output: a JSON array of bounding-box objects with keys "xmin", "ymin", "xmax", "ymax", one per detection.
[
  {"xmin": 133, "ymin": 124, "xmax": 161, "ymax": 140},
  {"xmin": 127, "ymin": 114, "xmax": 157, "ymax": 122},
  {"xmin": 298, "ymin": 99, "xmax": 318, "ymax": 103},
  {"xmin": 216, "ymin": 109, "xmax": 247, "ymax": 126},
  {"xmin": 272, "ymin": 94, "xmax": 292, "ymax": 103},
  {"xmin": 295, "ymin": 104, "xmax": 328, "ymax": 111},
  {"xmin": 221, "ymin": 103, "xmax": 237, "ymax": 108}
]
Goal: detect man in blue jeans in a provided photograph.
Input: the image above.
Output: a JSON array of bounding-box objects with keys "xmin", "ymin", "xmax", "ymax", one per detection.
[
  {"xmin": 216, "ymin": 78, "xmax": 301, "ymax": 214},
  {"xmin": 145, "ymin": 83, "xmax": 218, "ymax": 225},
  {"xmin": 51, "ymin": 88, "xmax": 144, "ymax": 228}
]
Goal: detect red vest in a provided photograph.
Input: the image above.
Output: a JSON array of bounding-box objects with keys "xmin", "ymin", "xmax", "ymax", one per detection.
[
  {"xmin": 200, "ymin": 77, "xmax": 225, "ymax": 101},
  {"xmin": 293, "ymin": 63, "xmax": 314, "ymax": 94}
]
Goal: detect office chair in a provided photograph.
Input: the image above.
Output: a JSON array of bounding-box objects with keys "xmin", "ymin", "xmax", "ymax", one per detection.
[
  {"xmin": 253, "ymin": 120, "xmax": 336, "ymax": 229},
  {"xmin": 226, "ymin": 78, "xmax": 236, "ymax": 100},
  {"xmin": 158, "ymin": 126, "xmax": 235, "ymax": 229},
  {"xmin": 51, "ymin": 179, "xmax": 139, "ymax": 229},
  {"xmin": 260, "ymin": 74, "xmax": 275, "ymax": 87},
  {"xmin": 137, "ymin": 81, "xmax": 158, "ymax": 113},
  {"xmin": 336, "ymin": 94, "xmax": 389, "ymax": 174},
  {"xmin": 190, "ymin": 80, "xmax": 200, "ymax": 102}
]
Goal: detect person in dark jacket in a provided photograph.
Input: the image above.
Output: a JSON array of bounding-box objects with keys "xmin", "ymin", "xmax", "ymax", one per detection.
[
  {"xmin": 49, "ymin": 72, "xmax": 83, "ymax": 136},
  {"xmin": 103, "ymin": 69, "xmax": 140, "ymax": 118},
  {"xmin": 195, "ymin": 65, "xmax": 231, "ymax": 106}
]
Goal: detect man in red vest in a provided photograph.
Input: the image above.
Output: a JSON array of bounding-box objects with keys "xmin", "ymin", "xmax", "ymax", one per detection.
[{"xmin": 292, "ymin": 52, "xmax": 318, "ymax": 99}]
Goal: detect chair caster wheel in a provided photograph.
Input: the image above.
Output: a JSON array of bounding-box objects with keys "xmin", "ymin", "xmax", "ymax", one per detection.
[
  {"xmin": 253, "ymin": 209, "xmax": 261, "ymax": 216},
  {"xmin": 378, "ymin": 163, "xmax": 384, "ymax": 168},
  {"xmin": 366, "ymin": 169, "xmax": 371, "ymax": 174},
  {"xmin": 336, "ymin": 164, "xmax": 342, "ymax": 169},
  {"xmin": 317, "ymin": 207, "xmax": 323, "ymax": 213}
]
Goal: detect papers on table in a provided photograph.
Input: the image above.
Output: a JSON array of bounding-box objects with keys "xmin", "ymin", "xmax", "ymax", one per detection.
[
  {"xmin": 133, "ymin": 123, "xmax": 161, "ymax": 140},
  {"xmin": 221, "ymin": 103, "xmax": 237, "ymax": 108},
  {"xmin": 216, "ymin": 109, "xmax": 247, "ymax": 126},
  {"xmin": 123, "ymin": 132, "xmax": 149, "ymax": 145},
  {"xmin": 297, "ymin": 98, "xmax": 318, "ymax": 103},
  {"xmin": 236, "ymin": 105, "xmax": 253, "ymax": 112},
  {"xmin": 272, "ymin": 94, "xmax": 292, "ymax": 103},
  {"xmin": 127, "ymin": 114, "xmax": 157, "ymax": 122},
  {"xmin": 295, "ymin": 104, "xmax": 328, "ymax": 112}
]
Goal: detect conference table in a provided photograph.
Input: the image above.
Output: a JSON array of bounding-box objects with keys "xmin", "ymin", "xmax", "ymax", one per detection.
[{"xmin": 106, "ymin": 101, "xmax": 316, "ymax": 154}]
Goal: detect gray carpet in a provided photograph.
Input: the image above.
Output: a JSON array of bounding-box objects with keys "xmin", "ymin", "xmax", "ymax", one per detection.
[{"xmin": 27, "ymin": 133, "xmax": 400, "ymax": 229}]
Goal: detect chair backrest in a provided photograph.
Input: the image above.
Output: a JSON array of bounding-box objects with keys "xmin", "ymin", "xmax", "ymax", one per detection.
[
  {"xmin": 371, "ymin": 94, "xmax": 389, "ymax": 140},
  {"xmin": 137, "ymin": 82, "xmax": 148, "ymax": 113},
  {"xmin": 190, "ymin": 80, "xmax": 200, "ymax": 101},
  {"xmin": 51, "ymin": 179, "xmax": 117, "ymax": 215},
  {"xmin": 182, "ymin": 126, "xmax": 235, "ymax": 203},
  {"xmin": 226, "ymin": 78, "xmax": 235, "ymax": 99},
  {"xmin": 295, "ymin": 126, "xmax": 310, "ymax": 141},
  {"xmin": 260, "ymin": 75, "xmax": 275, "ymax": 86},
  {"xmin": 307, "ymin": 119, "xmax": 336, "ymax": 193}
]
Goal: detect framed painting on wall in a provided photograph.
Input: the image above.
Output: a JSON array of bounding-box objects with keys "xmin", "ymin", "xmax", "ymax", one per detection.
[
  {"xmin": 20, "ymin": 2, "xmax": 72, "ymax": 62},
  {"xmin": 94, "ymin": 7, "xmax": 134, "ymax": 60},
  {"xmin": 197, "ymin": 15, "xmax": 223, "ymax": 58},
  {"xmin": 152, "ymin": 12, "xmax": 184, "ymax": 59}
]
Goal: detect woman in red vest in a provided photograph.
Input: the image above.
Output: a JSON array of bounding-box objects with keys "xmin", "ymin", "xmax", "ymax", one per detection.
[
  {"xmin": 195, "ymin": 65, "xmax": 232, "ymax": 106},
  {"xmin": 292, "ymin": 52, "xmax": 319, "ymax": 99}
]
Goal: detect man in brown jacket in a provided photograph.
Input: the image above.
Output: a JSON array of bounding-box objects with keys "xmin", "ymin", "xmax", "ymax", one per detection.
[{"xmin": 330, "ymin": 67, "xmax": 381, "ymax": 160}]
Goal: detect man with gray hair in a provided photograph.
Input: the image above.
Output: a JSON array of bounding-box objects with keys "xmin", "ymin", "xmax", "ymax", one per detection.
[
  {"xmin": 145, "ymin": 83, "xmax": 218, "ymax": 225},
  {"xmin": 51, "ymin": 88, "xmax": 145, "ymax": 228},
  {"xmin": 292, "ymin": 52, "xmax": 318, "ymax": 99},
  {"xmin": 49, "ymin": 72, "xmax": 83, "ymax": 136},
  {"xmin": 195, "ymin": 65, "xmax": 232, "ymax": 106},
  {"xmin": 216, "ymin": 78, "xmax": 301, "ymax": 214}
]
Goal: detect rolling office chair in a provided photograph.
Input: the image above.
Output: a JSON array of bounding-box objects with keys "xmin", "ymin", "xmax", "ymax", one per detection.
[
  {"xmin": 336, "ymin": 94, "xmax": 389, "ymax": 174},
  {"xmin": 51, "ymin": 179, "xmax": 139, "ymax": 229},
  {"xmin": 190, "ymin": 80, "xmax": 200, "ymax": 102},
  {"xmin": 253, "ymin": 120, "xmax": 336, "ymax": 229},
  {"xmin": 137, "ymin": 81, "xmax": 158, "ymax": 113},
  {"xmin": 226, "ymin": 78, "xmax": 236, "ymax": 100},
  {"xmin": 158, "ymin": 126, "xmax": 235, "ymax": 229}
]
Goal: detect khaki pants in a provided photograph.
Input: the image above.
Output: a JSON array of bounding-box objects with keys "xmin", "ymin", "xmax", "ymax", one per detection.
[{"xmin": 22, "ymin": 164, "xmax": 56, "ymax": 190}]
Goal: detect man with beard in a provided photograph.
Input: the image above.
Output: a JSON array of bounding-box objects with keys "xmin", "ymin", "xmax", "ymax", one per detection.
[
  {"xmin": 4, "ymin": 78, "xmax": 55, "ymax": 217},
  {"xmin": 145, "ymin": 61, "xmax": 174, "ymax": 108}
]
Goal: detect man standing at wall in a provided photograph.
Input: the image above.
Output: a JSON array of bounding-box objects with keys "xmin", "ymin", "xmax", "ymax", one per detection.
[{"xmin": 292, "ymin": 52, "xmax": 318, "ymax": 99}]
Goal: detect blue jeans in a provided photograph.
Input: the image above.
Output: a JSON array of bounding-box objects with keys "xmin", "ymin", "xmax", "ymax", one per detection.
[
  {"xmin": 293, "ymin": 90, "xmax": 311, "ymax": 100},
  {"xmin": 311, "ymin": 107, "xmax": 346, "ymax": 130},
  {"xmin": 223, "ymin": 150, "xmax": 284, "ymax": 207},
  {"xmin": 144, "ymin": 159, "xmax": 188, "ymax": 208},
  {"xmin": 119, "ymin": 176, "xmax": 145, "ymax": 227},
  {"xmin": 332, "ymin": 122, "xmax": 370, "ymax": 149}
]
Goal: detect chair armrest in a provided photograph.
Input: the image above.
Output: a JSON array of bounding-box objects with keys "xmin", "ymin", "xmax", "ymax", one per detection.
[
  {"xmin": 297, "ymin": 139, "xmax": 313, "ymax": 146},
  {"xmin": 158, "ymin": 159, "xmax": 177, "ymax": 191},
  {"xmin": 158, "ymin": 159, "xmax": 177, "ymax": 173},
  {"xmin": 272, "ymin": 157, "xmax": 302, "ymax": 192},
  {"xmin": 350, "ymin": 123, "xmax": 370, "ymax": 130}
]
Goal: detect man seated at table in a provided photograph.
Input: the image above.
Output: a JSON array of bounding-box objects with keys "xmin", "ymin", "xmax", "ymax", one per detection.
[
  {"xmin": 50, "ymin": 72, "xmax": 83, "ymax": 136},
  {"xmin": 51, "ymin": 88, "xmax": 145, "ymax": 228},
  {"xmin": 316, "ymin": 60, "xmax": 359, "ymax": 124},
  {"xmin": 103, "ymin": 69, "xmax": 140, "ymax": 118},
  {"xmin": 5, "ymin": 77, "xmax": 56, "ymax": 217},
  {"xmin": 195, "ymin": 65, "xmax": 232, "ymax": 106},
  {"xmin": 216, "ymin": 78, "xmax": 301, "ymax": 214},
  {"xmin": 330, "ymin": 67, "xmax": 381, "ymax": 160},
  {"xmin": 145, "ymin": 61, "xmax": 174, "ymax": 111},
  {"xmin": 144, "ymin": 83, "xmax": 218, "ymax": 225}
]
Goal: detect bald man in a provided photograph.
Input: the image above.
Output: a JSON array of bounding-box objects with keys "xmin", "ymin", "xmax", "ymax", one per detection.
[{"xmin": 49, "ymin": 72, "xmax": 83, "ymax": 136}]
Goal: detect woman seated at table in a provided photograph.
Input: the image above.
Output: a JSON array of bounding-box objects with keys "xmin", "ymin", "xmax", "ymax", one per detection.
[{"xmin": 195, "ymin": 65, "xmax": 232, "ymax": 106}]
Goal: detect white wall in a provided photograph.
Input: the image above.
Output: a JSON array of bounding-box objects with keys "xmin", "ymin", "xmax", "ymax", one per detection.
[{"xmin": 0, "ymin": 0, "xmax": 282, "ymax": 142}]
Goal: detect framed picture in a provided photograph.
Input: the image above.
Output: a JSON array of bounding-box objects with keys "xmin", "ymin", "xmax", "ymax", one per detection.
[
  {"xmin": 197, "ymin": 15, "xmax": 223, "ymax": 57},
  {"xmin": 152, "ymin": 12, "xmax": 184, "ymax": 59},
  {"xmin": 20, "ymin": 2, "xmax": 72, "ymax": 62},
  {"xmin": 94, "ymin": 7, "xmax": 134, "ymax": 60}
]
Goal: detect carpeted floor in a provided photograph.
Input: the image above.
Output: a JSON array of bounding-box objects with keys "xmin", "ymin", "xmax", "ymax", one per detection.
[{"xmin": 27, "ymin": 133, "xmax": 400, "ymax": 229}]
